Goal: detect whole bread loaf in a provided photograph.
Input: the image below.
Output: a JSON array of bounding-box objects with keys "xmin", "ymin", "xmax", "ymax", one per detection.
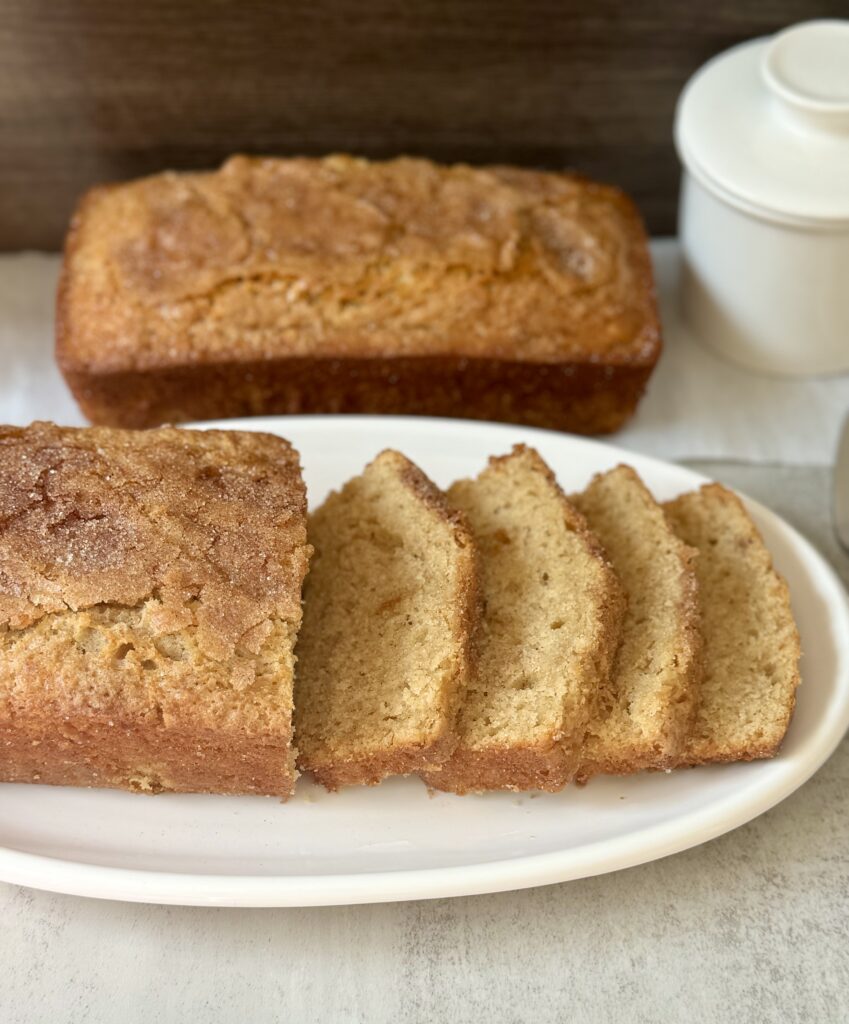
[
  {"xmin": 0, "ymin": 422, "xmax": 311, "ymax": 797},
  {"xmin": 57, "ymin": 155, "xmax": 661, "ymax": 434}
]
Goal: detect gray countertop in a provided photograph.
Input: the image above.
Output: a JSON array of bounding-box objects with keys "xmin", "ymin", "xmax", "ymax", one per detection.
[{"xmin": 3, "ymin": 461, "xmax": 848, "ymax": 1024}]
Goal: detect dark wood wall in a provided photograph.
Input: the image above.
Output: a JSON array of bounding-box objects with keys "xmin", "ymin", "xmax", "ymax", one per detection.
[{"xmin": 0, "ymin": 0, "xmax": 845, "ymax": 249}]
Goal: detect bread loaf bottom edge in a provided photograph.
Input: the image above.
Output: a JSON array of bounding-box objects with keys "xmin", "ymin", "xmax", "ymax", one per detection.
[
  {"xmin": 0, "ymin": 717, "xmax": 296, "ymax": 798},
  {"xmin": 61, "ymin": 355, "xmax": 657, "ymax": 434}
]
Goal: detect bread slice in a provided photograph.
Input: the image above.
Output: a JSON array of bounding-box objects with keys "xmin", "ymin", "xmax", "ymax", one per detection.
[
  {"xmin": 422, "ymin": 445, "xmax": 625, "ymax": 794},
  {"xmin": 294, "ymin": 450, "xmax": 478, "ymax": 790},
  {"xmin": 571, "ymin": 466, "xmax": 702, "ymax": 778},
  {"xmin": 664, "ymin": 483, "xmax": 801, "ymax": 764},
  {"xmin": 0, "ymin": 422, "xmax": 311, "ymax": 797}
]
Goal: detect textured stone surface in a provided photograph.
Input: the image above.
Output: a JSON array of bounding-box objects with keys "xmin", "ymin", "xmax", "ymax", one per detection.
[{"xmin": 2, "ymin": 463, "xmax": 847, "ymax": 1024}]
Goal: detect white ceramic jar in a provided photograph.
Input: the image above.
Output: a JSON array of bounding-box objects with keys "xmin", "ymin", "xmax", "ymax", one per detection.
[{"xmin": 675, "ymin": 20, "xmax": 849, "ymax": 376}]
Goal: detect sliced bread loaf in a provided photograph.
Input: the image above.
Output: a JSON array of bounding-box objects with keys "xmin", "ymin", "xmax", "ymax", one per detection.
[
  {"xmin": 423, "ymin": 445, "xmax": 625, "ymax": 794},
  {"xmin": 571, "ymin": 465, "xmax": 702, "ymax": 778},
  {"xmin": 0, "ymin": 423, "xmax": 311, "ymax": 798},
  {"xmin": 294, "ymin": 450, "xmax": 479, "ymax": 789},
  {"xmin": 663, "ymin": 483, "xmax": 801, "ymax": 764}
]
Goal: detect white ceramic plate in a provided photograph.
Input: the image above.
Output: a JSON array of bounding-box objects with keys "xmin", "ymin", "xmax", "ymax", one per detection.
[{"xmin": 1, "ymin": 416, "xmax": 847, "ymax": 907}]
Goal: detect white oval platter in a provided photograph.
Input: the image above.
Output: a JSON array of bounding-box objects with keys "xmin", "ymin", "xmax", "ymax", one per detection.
[{"xmin": 1, "ymin": 416, "xmax": 846, "ymax": 906}]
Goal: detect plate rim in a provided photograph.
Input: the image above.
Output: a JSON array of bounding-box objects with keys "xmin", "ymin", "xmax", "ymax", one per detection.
[{"xmin": 2, "ymin": 414, "xmax": 847, "ymax": 907}]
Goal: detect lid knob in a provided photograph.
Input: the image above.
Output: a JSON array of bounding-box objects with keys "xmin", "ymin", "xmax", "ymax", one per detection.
[{"xmin": 762, "ymin": 20, "xmax": 849, "ymax": 134}]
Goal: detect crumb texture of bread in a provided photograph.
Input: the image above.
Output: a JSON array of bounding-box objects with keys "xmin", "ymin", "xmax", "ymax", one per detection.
[
  {"xmin": 664, "ymin": 484, "xmax": 801, "ymax": 765},
  {"xmin": 293, "ymin": 449, "xmax": 478, "ymax": 790},
  {"xmin": 423, "ymin": 446, "xmax": 625, "ymax": 794},
  {"xmin": 571, "ymin": 466, "xmax": 702, "ymax": 778},
  {"xmin": 0, "ymin": 422, "xmax": 311, "ymax": 797},
  {"xmin": 57, "ymin": 155, "xmax": 660, "ymax": 433}
]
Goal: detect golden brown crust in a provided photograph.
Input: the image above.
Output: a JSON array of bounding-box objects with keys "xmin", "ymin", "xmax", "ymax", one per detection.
[
  {"xmin": 310, "ymin": 728, "xmax": 460, "ymax": 792},
  {"xmin": 392, "ymin": 451, "xmax": 482, "ymax": 763},
  {"xmin": 58, "ymin": 357, "xmax": 654, "ymax": 435},
  {"xmin": 0, "ymin": 422, "xmax": 308, "ymax": 638},
  {"xmin": 391, "ymin": 449, "xmax": 475, "ymax": 549},
  {"xmin": 573, "ymin": 563, "xmax": 628, "ymax": 769},
  {"xmin": 57, "ymin": 155, "xmax": 661, "ymax": 433},
  {"xmin": 0, "ymin": 422, "xmax": 311, "ymax": 797},
  {"xmin": 423, "ymin": 741, "xmax": 573, "ymax": 795},
  {"xmin": 667, "ymin": 533, "xmax": 704, "ymax": 748}
]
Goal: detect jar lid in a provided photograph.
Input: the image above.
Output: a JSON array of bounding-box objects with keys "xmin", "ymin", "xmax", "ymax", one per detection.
[{"xmin": 675, "ymin": 20, "xmax": 849, "ymax": 226}]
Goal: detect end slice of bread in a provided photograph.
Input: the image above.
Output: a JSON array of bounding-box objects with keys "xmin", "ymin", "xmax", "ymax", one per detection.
[
  {"xmin": 571, "ymin": 465, "xmax": 702, "ymax": 779},
  {"xmin": 663, "ymin": 483, "xmax": 801, "ymax": 764},
  {"xmin": 293, "ymin": 450, "xmax": 478, "ymax": 790},
  {"xmin": 422, "ymin": 445, "xmax": 625, "ymax": 794}
]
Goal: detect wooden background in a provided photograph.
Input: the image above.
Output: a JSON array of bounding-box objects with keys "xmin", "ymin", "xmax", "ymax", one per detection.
[{"xmin": 0, "ymin": 0, "xmax": 845, "ymax": 250}]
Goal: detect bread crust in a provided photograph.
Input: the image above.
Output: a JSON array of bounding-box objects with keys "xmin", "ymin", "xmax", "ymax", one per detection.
[
  {"xmin": 58, "ymin": 354, "xmax": 656, "ymax": 435},
  {"xmin": 423, "ymin": 740, "xmax": 574, "ymax": 795},
  {"xmin": 57, "ymin": 156, "xmax": 661, "ymax": 434},
  {"xmin": 307, "ymin": 728, "xmax": 460, "ymax": 791},
  {"xmin": 1, "ymin": 717, "xmax": 295, "ymax": 797}
]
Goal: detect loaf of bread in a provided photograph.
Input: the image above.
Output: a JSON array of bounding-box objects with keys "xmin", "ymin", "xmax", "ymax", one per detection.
[
  {"xmin": 664, "ymin": 484, "xmax": 801, "ymax": 764},
  {"xmin": 572, "ymin": 466, "xmax": 702, "ymax": 778},
  {"xmin": 57, "ymin": 155, "xmax": 661, "ymax": 434},
  {"xmin": 423, "ymin": 446, "xmax": 625, "ymax": 794},
  {"xmin": 294, "ymin": 450, "xmax": 479, "ymax": 789},
  {"xmin": 0, "ymin": 422, "xmax": 311, "ymax": 797}
]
